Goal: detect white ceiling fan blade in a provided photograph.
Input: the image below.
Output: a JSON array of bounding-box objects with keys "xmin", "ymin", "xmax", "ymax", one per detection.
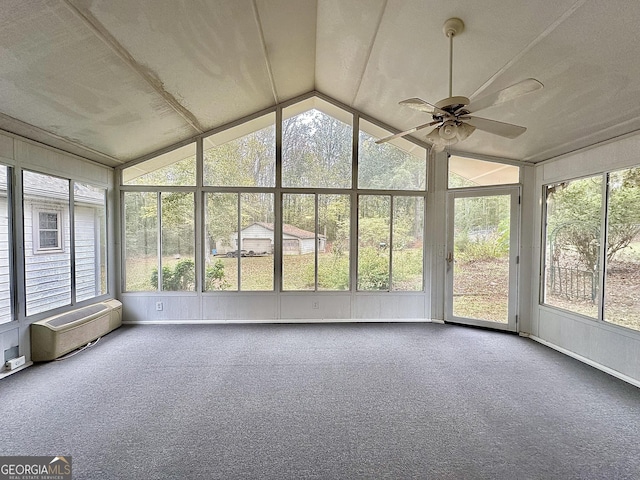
[
  {"xmin": 399, "ymin": 98, "xmax": 449, "ymax": 116},
  {"xmin": 466, "ymin": 117, "xmax": 526, "ymax": 139},
  {"xmin": 375, "ymin": 121, "xmax": 439, "ymax": 144},
  {"xmin": 466, "ymin": 78, "xmax": 543, "ymax": 113}
]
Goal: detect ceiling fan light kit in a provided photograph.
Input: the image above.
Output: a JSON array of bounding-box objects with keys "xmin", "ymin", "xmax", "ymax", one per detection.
[{"xmin": 376, "ymin": 17, "xmax": 543, "ymax": 150}]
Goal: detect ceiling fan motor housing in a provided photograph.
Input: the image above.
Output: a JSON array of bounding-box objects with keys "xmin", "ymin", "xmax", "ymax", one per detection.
[{"xmin": 435, "ymin": 96, "xmax": 470, "ymax": 114}]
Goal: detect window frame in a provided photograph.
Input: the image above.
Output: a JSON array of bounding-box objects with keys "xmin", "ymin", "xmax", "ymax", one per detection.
[
  {"xmin": 33, "ymin": 208, "xmax": 64, "ymax": 254},
  {"xmin": 540, "ymin": 166, "xmax": 640, "ymax": 334}
]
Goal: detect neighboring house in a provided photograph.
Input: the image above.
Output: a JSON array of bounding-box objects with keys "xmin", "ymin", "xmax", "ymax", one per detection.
[
  {"xmin": 19, "ymin": 175, "xmax": 105, "ymax": 315},
  {"xmin": 232, "ymin": 222, "xmax": 326, "ymax": 255}
]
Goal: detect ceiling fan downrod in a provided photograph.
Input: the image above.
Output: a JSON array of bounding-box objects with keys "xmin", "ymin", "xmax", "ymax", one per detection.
[{"xmin": 443, "ymin": 18, "xmax": 464, "ymax": 99}]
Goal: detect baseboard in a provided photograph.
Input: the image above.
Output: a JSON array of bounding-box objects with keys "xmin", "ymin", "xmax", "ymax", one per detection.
[
  {"xmin": 0, "ymin": 361, "xmax": 33, "ymax": 380},
  {"xmin": 529, "ymin": 335, "xmax": 640, "ymax": 389},
  {"xmin": 124, "ymin": 318, "xmax": 438, "ymax": 325}
]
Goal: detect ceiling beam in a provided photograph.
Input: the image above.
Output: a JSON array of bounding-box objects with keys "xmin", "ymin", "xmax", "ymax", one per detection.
[
  {"xmin": 252, "ymin": 0, "xmax": 279, "ymax": 104},
  {"xmin": 62, "ymin": 0, "xmax": 204, "ymax": 135},
  {"xmin": 351, "ymin": 0, "xmax": 388, "ymax": 105},
  {"xmin": 469, "ymin": 0, "xmax": 587, "ymax": 100}
]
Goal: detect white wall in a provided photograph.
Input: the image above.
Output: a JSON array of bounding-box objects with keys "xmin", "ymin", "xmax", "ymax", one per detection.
[
  {"xmin": 0, "ymin": 130, "xmax": 114, "ymax": 368},
  {"xmin": 528, "ymin": 132, "xmax": 640, "ymax": 385},
  {"xmin": 121, "ymin": 292, "xmax": 430, "ymax": 324}
]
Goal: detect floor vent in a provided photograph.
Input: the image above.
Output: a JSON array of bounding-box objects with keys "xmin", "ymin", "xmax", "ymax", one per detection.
[{"xmin": 31, "ymin": 299, "xmax": 122, "ymax": 361}]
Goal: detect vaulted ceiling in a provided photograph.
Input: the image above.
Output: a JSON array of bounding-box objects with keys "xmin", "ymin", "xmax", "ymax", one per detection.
[{"xmin": 2, "ymin": 0, "xmax": 640, "ymax": 168}]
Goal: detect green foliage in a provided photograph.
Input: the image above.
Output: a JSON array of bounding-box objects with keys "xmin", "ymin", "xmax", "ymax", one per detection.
[
  {"xmin": 318, "ymin": 251, "xmax": 350, "ymax": 290},
  {"xmin": 456, "ymin": 238, "xmax": 509, "ymax": 262},
  {"xmin": 205, "ymin": 260, "xmax": 230, "ymax": 291},
  {"xmin": 151, "ymin": 259, "xmax": 195, "ymax": 291},
  {"xmin": 547, "ymin": 169, "xmax": 640, "ymax": 271},
  {"xmin": 357, "ymin": 247, "xmax": 389, "ymax": 290}
]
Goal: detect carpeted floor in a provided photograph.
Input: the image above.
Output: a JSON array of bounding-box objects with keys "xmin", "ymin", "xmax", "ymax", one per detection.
[{"xmin": 1, "ymin": 323, "xmax": 639, "ymax": 479}]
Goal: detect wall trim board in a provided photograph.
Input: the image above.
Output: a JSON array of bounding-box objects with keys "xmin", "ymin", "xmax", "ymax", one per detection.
[
  {"xmin": 530, "ymin": 335, "xmax": 640, "ymax": 389},
  {"xmin": 123, "ymin": 318, "xmax": 436, "ymax": 325}
]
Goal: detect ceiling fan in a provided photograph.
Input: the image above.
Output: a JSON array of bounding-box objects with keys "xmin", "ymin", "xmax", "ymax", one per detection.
[{"xmin": 376, "ymin": 18, "xmax": 543, "ymax": 151}]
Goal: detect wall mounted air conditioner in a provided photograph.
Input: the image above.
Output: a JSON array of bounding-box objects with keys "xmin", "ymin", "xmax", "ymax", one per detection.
[{"xmin": 31, "ymin": 299, "xmax": 122, "ymax": 361}]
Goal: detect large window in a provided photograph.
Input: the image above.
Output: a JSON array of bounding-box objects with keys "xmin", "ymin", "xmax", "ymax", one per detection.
[
  {"xmin": 543, "ymin": 168, "xmax": 640, "ymax": 333},
  {"xmin": 123, "ymin": 143, "xmax": 196, "ymax": 186},
  {"xmin": 357, "ymin": 195, "xmax": 424, "ymax": 291},
  {"xmin": 604, "ymin": 167, "xmax": 640, "ymax": 332},
  {"xmin": 204, "ymin": 192, "xmax": 274, "ymax": 291},
  {"xmin": 74, "ymin": 182, "xmax": 108, "ymax": 302},
  {"xmin": 0, "ymin": 165, "xmax": 11, "ymax": 324},
  {"xmin": 123, "ymin": 192, "xmax": 158, "ymax": 292},
  {"xmin": 358, "ymin": 120, "xmax": 427, "ymax": 191},
  {"xmin": 203, "ymin": 114, "xmax": 275, "ymax": 187},
  {"xmin": 543, "ymin": 176, "xmax": 602, "ymax": 318},
  {"xmin": 282, "ymin": 194, "xmax": 350, "ymax": 291},
  {"xmin": 23, "ymin": 171, "xmax": 71, "ymax": 315},
  {"xmin": 282, "ymin": 98, "xmax": 352, "ymax": 188},
  {"xmin": 123, "ymin": 192, "xmax": 195, "ymax": 292},
  {"xmin": 122, "ymin": 96, "xmax": 430, "ymax": 298}
]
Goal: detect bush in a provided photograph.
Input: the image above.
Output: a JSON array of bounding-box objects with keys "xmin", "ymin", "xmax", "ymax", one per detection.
[
  {"xmin": 151, "ymin": 259, "xmax": 195, "ymax": 291},
  {"xmin": 357, "ymin": 247, "xmax": 389, "ymax": 290},
  {"xmin": 205, "ymin": 260, "xmax": 230, "ymax": 290}
]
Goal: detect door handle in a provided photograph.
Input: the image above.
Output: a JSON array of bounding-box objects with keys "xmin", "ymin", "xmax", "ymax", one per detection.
[{"xmin": 446, "ymin": 251, "xmax": 454, "ymax": 263}]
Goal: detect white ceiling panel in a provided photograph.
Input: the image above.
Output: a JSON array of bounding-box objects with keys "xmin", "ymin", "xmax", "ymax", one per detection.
[
  {"xmin": 0, "ymin": 0, "xmax": 195, "ymax": 163},
  {"xmin": 1, "ymin": 0, "xmax": 640, "ymax": 166},
  {"xmin": 315, "ymin": 0, "xmax": 387, "ymax": 106},
  {"xmin": 73, "ymin": 0, "xmax": 277, "ymax": 131},
  {"xmin": 256, "ymin": 0, "xmax": 317, "ymax": 101}
]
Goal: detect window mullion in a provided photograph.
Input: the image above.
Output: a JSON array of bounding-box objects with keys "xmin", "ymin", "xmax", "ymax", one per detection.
[{"xmin": 598, "ymin": 173, "xmax": 610, "ymax": 322}]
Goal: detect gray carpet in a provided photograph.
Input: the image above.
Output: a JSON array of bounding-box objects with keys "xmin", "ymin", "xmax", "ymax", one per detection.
[{"xmin": 1, "ymin": 323, "xmax": 639, "ymax": 479}]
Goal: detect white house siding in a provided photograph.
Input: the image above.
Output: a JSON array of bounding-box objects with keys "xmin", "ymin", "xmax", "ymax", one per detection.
[
  {"xmin": 0, "ymin": 197, "xmax": 10, "ymax": 324},
  {"xmin": 23, "ymin": 200, "xmax": 71, "ymax": 316},
  {"xmin": 75, "ymin": 206, "xmax": 99, "ymax": 302}
]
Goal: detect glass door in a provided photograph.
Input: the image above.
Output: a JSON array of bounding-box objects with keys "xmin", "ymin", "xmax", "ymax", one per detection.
[{"xmin": 445, "ymin": 187, "xmax": 520, "ymax": 331}]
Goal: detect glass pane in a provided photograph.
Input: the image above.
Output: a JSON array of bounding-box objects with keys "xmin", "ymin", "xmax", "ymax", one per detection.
[
  {"xmin": 123, "ymin": 192, "xmax": 158, "ymax": 292},
  {"xmin": 448, "ymin": 156, "xmax": 520, "ymax": 188},
  {"xmin": 23, "ymin": 171, "xmax": 71, "ymax": 315},
  {"xmin": 0, "ymin": 166, "xmax": 11, "ymax": 324},
  {"xmin": 392, "ymin": 197, "xmax": 424, "ymax": 291},
  {"xmin": 203, "ymin": 113, "xmax": 275, "ymax": 187},
  {"xmin": 543, "ymin": 177, "xmax": 602, "ymax": 318},
  {"xmin": 604, "ymin": 168, "xmax": 640, "ymax": 332},
  {"xmin": 358, "ymin": 119, "xmax": 427, "ymax": 190},
  {"xmin": 358, "ymin": 195, "xmax": 390, "ymax": 291},
  {"xmin": 318, "ymin": 194, "xmax": 350, "ymax": 291},
  {"xmin": 160, "ymin": 193, "xmax": 195, "ymax": 291},
  {"xmin": 282, "ymin": 98, "xmax": 352, "ymax": 188},
  {"xmin": 205, "ymin": 193, "xmax": 238, "ymax": 291},
  {"xmin": 453, "ymin": 194, "xmax": 511, "ymax": 323},
  {"xmin": 74, "ymin": 183, "xmax": 107, "ymax": 302},
  {"xmin": 123, "ymin": 143, "xmax": 196, "ymax": 186},
  {"xmin": 240, "ymin": 193, "xmax": 274, "ymax": 291},
  {"xmin": 282, "ymin": 194, "xmax": 315, "ymax": 291}
]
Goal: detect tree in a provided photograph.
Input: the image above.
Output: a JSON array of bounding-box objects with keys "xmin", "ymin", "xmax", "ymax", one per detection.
[{"xmin": 547, "ymin": 168, "xmax": 640, "ymax": 272}]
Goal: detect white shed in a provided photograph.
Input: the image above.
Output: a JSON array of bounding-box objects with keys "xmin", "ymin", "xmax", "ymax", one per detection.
[{"xmin": 234, "ymin": 222, "xmax": 325, "ymax": 255}]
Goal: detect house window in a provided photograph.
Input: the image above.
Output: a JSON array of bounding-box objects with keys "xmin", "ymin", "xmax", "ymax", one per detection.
[{"xmin": 35, "ymin": 210, "xmax": 62, "ymax": 252}]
